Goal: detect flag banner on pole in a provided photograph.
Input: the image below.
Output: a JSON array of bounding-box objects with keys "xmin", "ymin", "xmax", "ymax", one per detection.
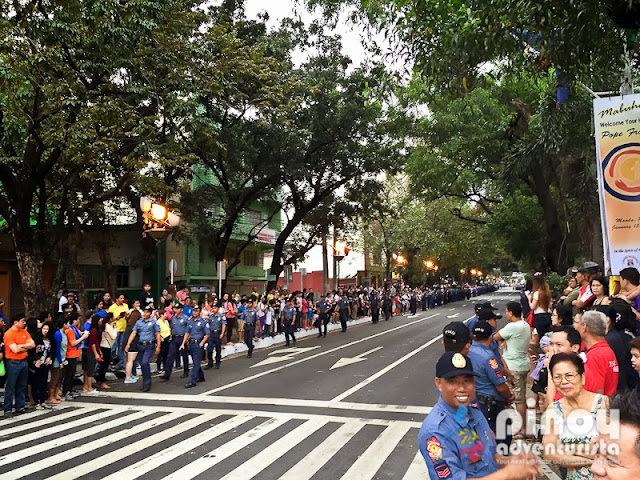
[{"xmin": 593, "ymin": 94, "xmax": 640, "ymax": 274}]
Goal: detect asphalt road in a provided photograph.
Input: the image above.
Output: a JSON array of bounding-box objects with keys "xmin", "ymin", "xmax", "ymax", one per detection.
[{"xmin": 1, "ymin": 289, "xmax": 562, "ymax": 480}]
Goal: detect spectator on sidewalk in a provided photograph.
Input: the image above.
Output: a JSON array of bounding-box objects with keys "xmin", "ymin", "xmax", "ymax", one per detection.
[
  {"xmin": 107, "ymin": 294, "xmax": 129, "ymax": 369},
  {"xmin": 574, "ymin": 310, "xmax": 619, "ymax": 397},
  {"xmin": 3, "ymin": 314, "xmax": 35, "ymax": 418},
  {"xmin": 493, "ymin": 301, "xmax": 531, "ymax": 440}
]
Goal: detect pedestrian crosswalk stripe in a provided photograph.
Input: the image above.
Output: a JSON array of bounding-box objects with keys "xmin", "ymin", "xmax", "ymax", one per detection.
[
  {"xmin": 46, "ymin": 412, "xmax": 221, "ymax": 480},
  {"xmin": 401, "ymin": 451, "xmax": 430, "ymax": 480},
  {"xmin": 340, "ymin": 422, "xmax": 413, "ymax": 480},
  {"xmin": 162, "ymin": 417, "xmax": 289, "ymax": 480},
  {"xmin": 100, "ymin": 414, "xmax": 256, "ymax": 480},
  {"xmin": 278, "ymin": 421, "xmax": 364, "ymax": 480},
  {"xmin": 0, "ymin": 410, "xmax": 151, "ymax": 471},
  {"xmin": 0, "ymin": 406, "xmax": 102, "ymax": 438},
  {"xmin": 219, "ymin": 417, "xmax": 328, "ymax": 480}
]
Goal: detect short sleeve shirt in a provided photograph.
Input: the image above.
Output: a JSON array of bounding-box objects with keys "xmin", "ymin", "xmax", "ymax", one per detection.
[
  {"xmin": 133, "ymin": 318, "xmax": 160, "ymax": 343},
  {"xmin": 108, "ymin": 303, "xmax": 129, "ymax": 332},
  {"xmin": 187, "ymin": 317, "xmax": 210, "ymax": 340},
  {"xmin": 468, "ymin": 343, "xmax": 506, "ymax": 399},
  {"xmin": 65, "ymin": 327, "xmax": 82, "ymax": 359},
  {"xmin": 170, "ymin": 314, "xmax": 189, "ymax": 336},
  {"xmin": 498, "ymin": 320, "xmax": 531, "ymax": 372},
  {"xmin": 4, "ymin": 328, "xmax": 32, "ymax": 360},
  {"xmin": 584, "ymin": 341, "xmax": 619, "ymax": 397}
]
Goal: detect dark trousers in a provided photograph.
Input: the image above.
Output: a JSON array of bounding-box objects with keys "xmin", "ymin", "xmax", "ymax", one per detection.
[
  {"xmin": 226, "ymin": 316, "xmax": 236, "ymax": 343},
  {"xmin": 138, "ymin": 343, "xmax": 155, "ymax": 386},
  {"xmin": 284, "ymin": 321, "xmax": 296, "ymax": 345},
  {"xmin": 421, "ymin": 298, "xmax": 427, "ymax": 311},
  {"xmin": 4, "ymin": 359, "xmax": 28, "ymax": 413},
  {"xmin": 207, "ymin": 333, "xmax": 222, "ymax": 367},
  {"xmin": 534, "ymin": 313, "xmax": 552, "ymax": 338},
  {"xmin": 371, "ymin": 309, "xmax": 380, "ymax": 323},
  {"xmin": 318, "ymin": 315, "xmax": 329, "ymax": 334},
  {"xmin": 97, "ymin": 347, "xmax": 112, "ymax": 382},
  {"xmin": 189, "ymin": 343, "xmax": 204, "ymax": 384},
  {"xmin": 165, "ymin": 336, "xmax": 189, "ymax": 378},
  {"xmin": 245, "ymin": 324, "xmax": 255, "ymax": 353},
  {"xmin": 62, "ymin": 357, "xmax": 77, "ymax": 395},
  {"xmin": 383, "ymin": 307, "xmax": 391, "ymax": 321},
  {"xmin": 32, "ymin": 365, "xmax": 50, "ymax": 405},
  {"xmin": 478, "ymin": 399, "xmax": 512, "ymax": 450},
  {"xmin": 157, "ymin": 337, "xmax": 170, "ymax": 371},
  {"xmin": 340, "ymin": 315, "xmax": 348, "ymax": 331}
]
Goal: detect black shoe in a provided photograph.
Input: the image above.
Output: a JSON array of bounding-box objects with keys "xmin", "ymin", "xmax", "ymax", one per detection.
[
  {"xmin": 2, "ymin": 412, "xmax": 13, "ymax": 419},
  {"xmin": 197, "ymin": 378, "xmax": 205, "ymax": 383},
  {"xmin": 341, "ymin": 329, "xmax": 347, "ymax": 332},
  {"xmin": 285, "ymin": 343, "xmax": 290, "ymax": 347},
  {"xmin": 142, "ymin": 385, "xmax": 151, "ymax": 392},
  {"xmin": 323, "ymin": 333, "xmax": 327, "ymax": 337},
  {"xmin": 180, "ymin": 372, "xmax": 189, "ymax": 379},
  {"xmin": 203, "ymin": 364, "xmax": 213, "ymax": 370},
  {"xmin": 185, "ymin": 383, "xmax": 196, "ymax": 388},
  {"xmin": 318, "ymin": 334, "xmax": 323, "ymax": 338},
  {"xmin": 160, "ymin": 375, "xmax": 170, "ymax": 381},
  {"xmin": 214, "ymin": 364, "xmax": 220, "ymax": 369},
  {"xmin": 247, "ymin": 352, "xmax": 252, "ymax": 358},
  {"xmin": 13, "ymin": 409, "xmax": 26, "ymax": 416}
]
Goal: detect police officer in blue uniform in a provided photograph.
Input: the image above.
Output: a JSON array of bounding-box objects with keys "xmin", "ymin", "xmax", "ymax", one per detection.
[
  {"xmin": 466, "ymin": 302, "xmax": 501, "ymax": 333},
  {"xmin": 182, "ymin": 305, "xmax": 210, "ymax": 388},
  {"xmin": 240, "ymin": 300, "xmax": 261, "ymax": 358},
  {"xmin": 467, "ymin": 321, "xmax": 514, "ymax": 445},
  {"xmin": 442, "ymin": 322, "xmax": 472, "ymax": 355},
  {"xmin": 282, "ymin": 298, "xmax": 297, "ymax": 346},
  {"xmin": 382, "ymin": 292, "xmax": 393, "ymax": 321},
  {"xmin": 161, "ymin": 304, "xmax": 190, "ymax": 381},
  {"xmin": 418, "ymin": 351, "xmax": 541, "ymax": 480},
  {"xmin": 316, "ymin": 295, "xmax": 330, "ymax": 337},
  {"xmin": 125, "ymin": 306, "xmax": 161, "ymax": 392},
  {"xmin": 337, "ymin": 296, "xmax": 349, "ymax": 332},
  {"xmin": 204, "ymin": 304, "xmax": 227, "ymax": 370}
]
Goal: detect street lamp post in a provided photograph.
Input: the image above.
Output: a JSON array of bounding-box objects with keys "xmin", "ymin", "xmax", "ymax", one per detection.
[
  {"xmin": 333, "ymin": 241, "xmax": 349, "ymax": 290},
  {"xmin": 140, "ymin": 197, "xmax": 180, "ymax": 242}
]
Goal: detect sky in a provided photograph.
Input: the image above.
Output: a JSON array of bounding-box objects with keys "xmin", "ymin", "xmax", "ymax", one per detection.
[{"xmin": 245, "ymin": 0, "xmax": 369, "ymax": 277}]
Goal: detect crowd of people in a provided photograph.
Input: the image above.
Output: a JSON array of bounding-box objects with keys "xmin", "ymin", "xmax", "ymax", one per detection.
[
  {"xmin": 419, "ymin": 261, "xmax": 640, "ymax": 480},
  {"xmin": 0, "ymin": 280, "xmax": 489, "ymax": 418}
]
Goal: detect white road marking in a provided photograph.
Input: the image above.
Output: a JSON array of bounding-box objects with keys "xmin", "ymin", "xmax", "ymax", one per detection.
[
  {"xmin": 87, "ymin": 391, "xmax": 432, "ymax": 415},
  {"xmin": 46, "ymin": 413, "xmax": 221, "ymax": 480},
  {"xmin": 251, "ymin": 346, "xmax": 321, "ymax": 368},
  {"xmin": 279, "ymin": 421, "xmax": 364, "ymax": 480},
  {"xmin": 401, "ymin": 451, "xmax": 430, "ymax": 480},
  {"xmin": 162, "ymin": 417, "xmax": 288, "ymax": 480},
  {"xmin": 446, "ymin": 313, "xmax": 460, "ymax": 318},
  {"xmin": 101, "ymin": 414, "xmax": 256, "ymax": 480},
  {"xmin": 219, "ymin": 418, "xmax": 328, "ymax": 480},
  {"xmin": 0, "ymin": 406, "xmax": 102, "ymax": 437},
  {"xmin": 331, "ymin": 332, "xmax": 445, "ymax": 402},
  {"xmin": 449, "ymin": 308, "xmax": 455, "ymax": 311},
  {"xmin": 340, "ymin": 422, "xmax": 412, "ymax": 480},
  {"xmin": 0, "ymin": 411, "xmax": 166, "ymax": 474},
  {"xmin": 200, "ymin": 313, "xmax": 440, "ymax": 395},
  {"xmin": 330, "ymin": 346, "xmax": 384, "ymax": 370}
]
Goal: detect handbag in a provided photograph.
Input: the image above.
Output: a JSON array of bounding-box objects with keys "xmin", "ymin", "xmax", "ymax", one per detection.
[
  {"xmin": 526, "ymin": 309, "xmax": 535, "ymax": 328},
  {"xmin": 0, "ymin": 360, "xmax": 5, "ymax": 377}
]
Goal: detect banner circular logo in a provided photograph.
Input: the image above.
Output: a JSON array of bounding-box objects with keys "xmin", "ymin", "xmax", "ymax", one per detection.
[{"xmin": 602, "ymin": 142, "xmax": 640, "ymax": 201}]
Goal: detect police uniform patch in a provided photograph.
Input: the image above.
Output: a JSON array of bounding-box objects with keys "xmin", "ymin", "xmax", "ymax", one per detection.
[
  {"xmin": 452, "ymin": 353, "xmax": 466, "ymax": 368},
  {"xmin": 426, "ymin": 436, "xmax": 443, "ymax": 461},
  {"xmin": 489, "ymin": 358, "xmax": 498, "ymax": 370},
  {"xmin": 433, "ymin": 460, "xmax": 452, "ymax": 479}
]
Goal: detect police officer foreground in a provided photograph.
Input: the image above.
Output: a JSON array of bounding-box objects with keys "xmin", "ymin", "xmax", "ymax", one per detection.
[{"xmin": 418, "ymin": 351, "xmax": 541, "ymax": 480}]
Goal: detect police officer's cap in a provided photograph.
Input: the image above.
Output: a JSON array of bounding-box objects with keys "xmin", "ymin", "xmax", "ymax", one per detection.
[
  {"xmin": 477, "ymin": 309, "xmax": 500, "ymax": 322},
  {"xmin": 472, "ymin": 321, "xmax": 493, "ymax": 340},
  {"xmin": 173, "ymin": 304, "xmax": 183, "ymax": 309},
  {"xmin": 192, "ymin": 305, "xmax": 201, "ymax": 311},
  {"xmin": 144, "ymin": 305, "xmax": 154, "ymax": 312},
  {"xmin": 436, "ymin": 352, "xmax": 476, "ymax": 379},
  {"xmin": 442, "ymin": 322, "xmax": 471, "ymax": 344},
  {"xmin": 578, "ymin": 261, "xmax": 600, "ymax": 274},
  {"xmin": 474, "ymin": 302, "xmax": 498, "ymax": 312}
]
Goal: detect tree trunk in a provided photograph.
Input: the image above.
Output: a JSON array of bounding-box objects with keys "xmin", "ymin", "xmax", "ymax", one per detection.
[
  {"xmin": 531, "ymin": 164, "xmax": 565, "ymax": 272},
  {"xmin": 68, "ymin": 232, "xmax": 89, "ymax": 311},
  {"xmin": 332, "ymin": 226, "xmax": 338, "ymax": 290},
  {"xmin": 384, "ymin": 251, "xmax": 392, "ymax": 281},
  {"xmin": 14, "ymin": 247, "xmax": 47, "ymax": 317},
  {"xmin": 97, "ymin": 236, "xmax": 118, "ymax": 297},
  {"xmin": 322, "ymin": 227, "xmax": 329, "ymax": 294}
]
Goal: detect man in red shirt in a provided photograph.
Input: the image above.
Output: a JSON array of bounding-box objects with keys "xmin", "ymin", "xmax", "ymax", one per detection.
[
  {"xmin": 575, "ymin": 310, "xmax": 619, "ymax": 396},
  {"xmin": 3, "ymin": 314, "xmax": 35, "ymax": 418}
]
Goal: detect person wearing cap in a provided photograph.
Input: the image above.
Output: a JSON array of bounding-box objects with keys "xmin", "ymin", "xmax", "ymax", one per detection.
[
  {"xmin": 316, "ymin": 295, "xmax": 331, "ymax": 337},
  {"xmin": 125, "ymin": 306, "xmax": 160, "ymax": 392},
  {"xmin": 204, "ymin": 303, "xmax": 226, "ymax": 370},
  {"xmin": 370, "ymin": 290, "xmax": 381, "ymax": 324},
  {"xmin": 573, "ymin": 261, "xmax": 601, "ymax": 312},
  {"xmin": 442, "ymin": 322, "xmax": 471, "ymax": 355},
  {"xmin": 240, "ymin": 299, "xmax": 261, "ymax": 358},
  {"xmin": 466, "ymin": 302, "xmax": 500, "ymax": 333},
  {"xmin": 281, "ymin": 297, "xmax": 297, "ymax": 346},
  {"xmin": 600, "ymin": 299, "xmax": 639, "ymax": 392},
  {"xmin": 418, "ymin": 351, "xmax": 541, "ymax": 480},
  {"xmin": 467, "ymin": 321, "xmax": 514, "ymax": 442},
  {"xmin": 182, "ymin": 305, "xmax": 209, "ymax": 388},
  {"xmin": 161, "ymin": 303, "xmax": 191, "ymax": 381}
]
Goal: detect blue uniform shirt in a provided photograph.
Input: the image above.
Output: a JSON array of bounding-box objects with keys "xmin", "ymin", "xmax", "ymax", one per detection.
[
  {"xmin": 133, "ymin": 318, "xmax": 160, "ymax": 342},
  {"xmin": 241, "ymin": 308, "xmax": 258, "ymax": 325},
  {"xmin": 418, "ymin": 397, "xmax": 499, "ymax": 480},
  {"xmin": 466, "ymin": 315, "xmax": 479, "ymax": 332},
  {"xmin": 209, "ymin": 313, "xmax": 227, "ymax": 332},
  {"xmin": 282, "ymin": 305, "xmax": 296, "ymax": 322},
  {"xmin": 317, "ymin": 301, "xmax": 329, "ymax": 316},
  {"xmin": 170, "ymin": 313, "xmax": 189, "ymax": 336},
  {"xmin": 187, "ymin": 317, "xmax": 210, "ymax": 340},
  {"xmin": 467, "ymin": 342, "xmax": 506, "ymax": 400}
]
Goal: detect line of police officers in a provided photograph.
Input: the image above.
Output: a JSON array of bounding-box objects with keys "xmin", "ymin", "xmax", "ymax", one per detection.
[{"xmin": 417, "ymin": 303, "xmax": 542, "ymax": 480}]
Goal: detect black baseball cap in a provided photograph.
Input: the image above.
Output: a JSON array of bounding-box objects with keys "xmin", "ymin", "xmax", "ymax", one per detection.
[
  {"xmin": 436, "ymin": 352, "xmax": 476, "ymax": 379},
  {"xmin": 443, "ymin": 322, "xmax": 471, "ymax": 345},
  {"xmin": 473, "ymin": 321, "xmax": 494, "ymax": 339},
  {"xmin": 477, "ymin": 309, "xmax": 500, "ymax": 322},
  {"xmin": 578, "ymin": 261, "xmax": 600, "ymax": 274},
  {"xmin": 474, "ymin": 302, "xmax": 498, "ymax": 312}
]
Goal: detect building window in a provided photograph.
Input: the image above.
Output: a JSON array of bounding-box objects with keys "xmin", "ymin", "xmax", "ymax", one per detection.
[
  {"xmin": 247, "ymin": 210, "xmax": 261, "ymax": 228},
  {"xmin": 116, "ymin": 266, "xmax": 129, "ymax": 288},
  {"xmin": 244, "ymin": 250, "xmax": 258, "ymax": 267},
  {"xmin": 81, "ymin": 265, "xmax": 103, "ymax": 289}
]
